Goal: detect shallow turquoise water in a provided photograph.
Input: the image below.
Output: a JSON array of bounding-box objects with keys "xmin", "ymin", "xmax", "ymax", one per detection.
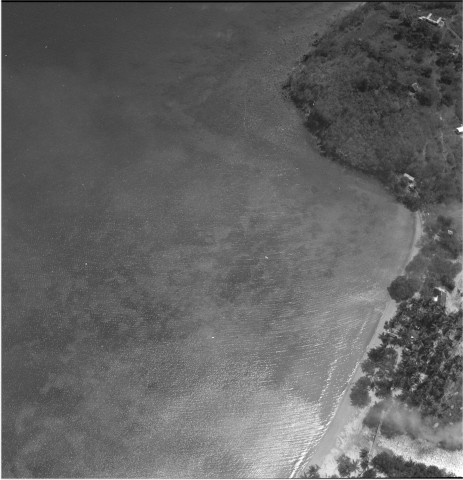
[{"xmin": 2, "ymin": 3, "xmax": 414, "ymax": 477}]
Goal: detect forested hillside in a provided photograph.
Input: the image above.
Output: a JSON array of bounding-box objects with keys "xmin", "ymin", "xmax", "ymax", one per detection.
[{"xmin": 284, "ymin": 1, "xmax": 462, "ymax": 210}]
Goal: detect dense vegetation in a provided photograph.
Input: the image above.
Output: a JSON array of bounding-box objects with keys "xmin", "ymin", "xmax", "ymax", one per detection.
[
  {"xmin": 360, "ymin": 297, "xmax": 462, "ymax": 428},
  {"xmin": 371, "ymin": 452, "xmax": 453, "ymax": 478},
  {"xmin": 388, "ymin": 215, "xmax": 461, "ymax": 302},
  {"xmin": 284, "ymin": 1, "xmax": 462, "ymax": 210},
  {"xmin": 349, "ymin": 376, "xmax": 371, "ymax": 408},
  {"xmin": 371, "ymin": 451, "xmax": 454, "ymax": 478},
  {"xmin": 302, "ymin": 450, "xmax": 453, "ymax": 478}
]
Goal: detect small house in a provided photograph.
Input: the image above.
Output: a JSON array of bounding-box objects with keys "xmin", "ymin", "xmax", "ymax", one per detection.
[
  {"xmin": 455, "ymin": 126, "xmax": 463, "ymax": 135},
  {"xmin": 408, "ymin": 328, "xmax": 420, "ymax": 342},
  {"xmin": 418, "ymin": 372, "xmax": 428, "ymax": 382},
  {"xmin": 449, "ymin": 44, "xmax": 460, "ymax": 56},
  {"xmin": 418, "ymin": 13, "xmax": 445, "ymax": 27},
  {"xmin": 402, "ymin": 173, "xmax": 416, "ymax": 190},
  {"xmin": 433, "ymin": 287, "xmax": 447, "ymax": 307},
  {"xmin": 410, "ymin": 82, "xmax": 422, "ymax": 93}
]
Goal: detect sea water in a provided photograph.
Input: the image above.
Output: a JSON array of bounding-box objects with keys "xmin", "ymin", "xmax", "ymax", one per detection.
[{"xmin": 2, "ymin": 3, "xmax": 414, "ymax": 477}]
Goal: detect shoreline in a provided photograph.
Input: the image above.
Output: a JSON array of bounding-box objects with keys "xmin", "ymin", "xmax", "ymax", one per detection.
[{"xmin": 294, "ymin": 210, "xmax": 423, "ymax": 477}]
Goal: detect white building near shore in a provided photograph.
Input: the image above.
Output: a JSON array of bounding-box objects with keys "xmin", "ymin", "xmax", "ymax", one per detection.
[{"xmin": 418, "ymin": 13, "xmax": 445, "ymax": 27}]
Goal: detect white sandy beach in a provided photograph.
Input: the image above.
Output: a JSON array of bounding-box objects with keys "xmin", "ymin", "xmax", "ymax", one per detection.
[{"xmin": 296, "ymin": 211, "xmax": 423, "ymax": 477}]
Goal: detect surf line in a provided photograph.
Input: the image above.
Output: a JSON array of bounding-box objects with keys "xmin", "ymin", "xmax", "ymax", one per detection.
[
  {"xmin": 290, "ymin": 441, "xmax": 310, "ymax": 479},
  {"xmin": 289, "ymin": 356, "xmax": 340, "ymax": 478},
  {"xmin": 289, "ymin": 420, "xmax": 326, "ymax": 479}
]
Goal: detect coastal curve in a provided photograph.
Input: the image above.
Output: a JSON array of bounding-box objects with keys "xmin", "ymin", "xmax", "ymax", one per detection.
[{"xmin": 292, "ymin": 211, "xmax": 423, "ymax": 478}]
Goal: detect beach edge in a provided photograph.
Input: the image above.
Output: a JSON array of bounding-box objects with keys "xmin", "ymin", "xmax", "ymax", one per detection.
[{"xmin": 293, "ymin": 210, "xmax": 423, "ymax": 477}]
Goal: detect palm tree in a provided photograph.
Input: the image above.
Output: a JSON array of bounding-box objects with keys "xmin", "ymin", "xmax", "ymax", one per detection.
[{"xmin": 301, "ymin": 464, "xmax": 320, "ymax": 478}]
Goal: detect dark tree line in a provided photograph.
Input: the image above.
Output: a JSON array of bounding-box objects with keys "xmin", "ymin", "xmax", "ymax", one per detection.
[
  {"xmin": 301, "ymin": 450, "xmax": 453, "ymax": 478},
  {"xmin": 351, "ymin": 297, "xmax": 462, "ymax": 433}
]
